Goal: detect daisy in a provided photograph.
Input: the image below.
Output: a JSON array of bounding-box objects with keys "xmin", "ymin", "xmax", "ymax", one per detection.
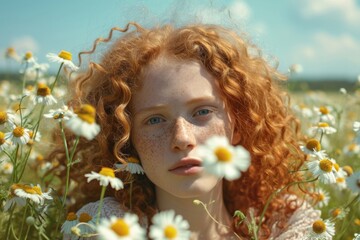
[
  {"xmin": 292, "ymin": 103, "xmax": 313, "ymax": 118},
  {"xmin": 354, "ymin": 121, "xmax": 360, "ymax": 132},
  {"xmin": 114, "ymin": 157, "xmax": 145, "ymax": 175},
  {"xmin": 343, "ymin": 143, "xmax": 360, "ymax": 156},
  {"xmin": 44, "ymin": 105, "xmax": 73, "ymax": 122},
  {"xmin": 46, "ymin": 50, "xmax": 79, "ymax": 71},
  {"xmin": 307, "ymin": 219, "xmax": 335, "ymax": 239},
  {"xmin": 0, "ymin": 131, "xmax": 11, "ymax": 150},
  {"xmin": 97, "ymin": 214, "xmax": 146, "ymax": 240},
  {"xmin": 0, "ymin": 110, "xmax": 16, "ymax": 126},
  {"xmin": 149, "ymin": 210, "xmax": 191, "ymax": 240},
  {"xmin": 306, "ymin": 157, "xmax": 337, "ymax": 184},
  {"xmin": 22, "ymin": 51, "xmax": 36, "ymax": 64},
  {"xmin": 346, "ymin": 171, "xmax": 360, "ymax": 193},
  {"xmin": 288, "ymin": 63, "xmax": 303, "ymax": 74},
  {"xmin": 0, "ymin": 160, "xmax": 13, "ymax": 174},
  {"xmin": 65, "ymin": 104, "xmax": 100, "ymax": 141},
  {"xmin": 5, "ymin": 125, "xmax": 31, "ymax": 145},
  {"xmin": 309, "ymin": 122, "xmax": 337, "ymax": 135},
  {"xmin": 11, "ymin": 183, "xmax": 52, "ymax": 205},
  {"xmin": 33, "ymin": 83, "xmax": 57, "ymax": 105},
  {"xmin": 354, "ymin": 233, "xmax": 360, "ymax": 240},
  {"xmin": 313, "ymin": 188, "xmax": 330, "ymax": 208},
  {"xmin": 5, "ymin": 47, "xmax": 20, "ymax": 61},
  {"xmin": 314, "ymin": 106, "xmax": 336, "ymax": 125},
  {"xmin": 85, "ymin": 167, "xmax": 124, "ymax": 190},
  {"xmin": 61, "ymin": 212, "xmax": 79, "ymax": 235},
  {"xmin": 194, "ymin": 135, "xmax": 250, "ymax": 181},
  {"xmin": 300, "ymin": 138, "xmax": 323, "ymax": 156},
  {"xmin": 342, "ymin": 165, "xmax": 353, "ymax": 176},
  {"xmin": 3, "ymin": 196, "xmax": 26, "ymax": 211},
  {"xmin": 329, "ymin": 207, "xmax": 348, "ymax": 220}
]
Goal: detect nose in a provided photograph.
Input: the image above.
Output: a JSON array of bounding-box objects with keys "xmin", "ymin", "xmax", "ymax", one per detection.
[{"xmin": 171, "ymin": 118, "xmax": 196, "ymax": 151}]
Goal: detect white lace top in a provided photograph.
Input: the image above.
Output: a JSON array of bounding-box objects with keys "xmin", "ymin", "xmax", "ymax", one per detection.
[{"xmin": 64, "ymin": 196, "xmax": 321, "ymax": 240}]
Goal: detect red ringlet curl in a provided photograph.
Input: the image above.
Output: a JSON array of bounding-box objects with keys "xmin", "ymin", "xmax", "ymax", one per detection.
[{"xmin": 48, "ymin": 22, "xmax": 308, "ymax": 238}]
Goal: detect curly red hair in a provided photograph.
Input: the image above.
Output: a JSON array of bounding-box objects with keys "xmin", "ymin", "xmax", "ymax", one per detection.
[{"xmin": 49, "ymin": 22, "xmax": 307, "ymax": 238}]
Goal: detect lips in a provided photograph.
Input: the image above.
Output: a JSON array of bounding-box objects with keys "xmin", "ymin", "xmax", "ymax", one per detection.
[{"xmin": 168, "ymin": 158, "xmax": 203, "ymax": 176}]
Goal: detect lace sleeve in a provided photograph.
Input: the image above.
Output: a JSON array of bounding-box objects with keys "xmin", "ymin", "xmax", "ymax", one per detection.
[
  {"xmin": 63, "ymin": 197, "xmax": 128, "ymax": 240},
  {"xmin": 269, "ymin": 201, "xmax": 321, "ymax": 240}
]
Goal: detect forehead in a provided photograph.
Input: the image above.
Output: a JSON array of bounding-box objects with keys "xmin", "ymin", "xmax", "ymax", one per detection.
[{"xmin": 131, "ymin": 57, "xmax": 220, "ymax": 112}]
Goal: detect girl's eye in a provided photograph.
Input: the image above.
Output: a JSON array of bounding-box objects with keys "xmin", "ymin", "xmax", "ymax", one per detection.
[
  {"xmin": 194, "ymin": 109, "xmax": 212, "ymax": 117},
  {"xmin": 146, "ymin": 117, "xmax": 164, "ymax": 125}
]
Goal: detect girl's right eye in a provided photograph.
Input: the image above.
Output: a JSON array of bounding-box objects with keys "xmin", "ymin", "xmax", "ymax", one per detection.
[{"xmin": 146, "ymin": 116, "xmax": 165, "ymax": 125}]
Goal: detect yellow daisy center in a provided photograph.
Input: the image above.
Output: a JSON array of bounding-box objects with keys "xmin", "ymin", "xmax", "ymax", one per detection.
[
  {"xmin": 164, "ymin": 225, "xmax": 178, "ymax": 239},
  {"xmin": 75, "ymin": 104, "xmax": 96, "ymax": 124},
  {"xmin": 0, "ymin": 131, "xmax": 5, "ymax": 144},
  {"xmin": 333, "ymin": 163, "xmax": 339, "ymax": 172},
  {"xmin": 26, "ymin": 85, "xmax": 34, "ymax": 91},
  {"xmin": 336, "ymin": 177, "xmax": 345, "ymax": 183},
  {"xmin": 214, "ymin": 147, "xmax": 232, "ymax": 162},
  {"xmin": 4, "ymin": 163, "xmax": 12, "ymax": 170},
  {"xmin": 0, "ymin": 111, "xmax": 7, "ymax": 124},
  {"xmin": 317, "ymin": 193, "xmax": 324, "ymax": 201},
  {"xmin": 319, "ymin": 159, "xmax": 333, "ymax": 173},
  {"xmin": 79, "ymin": 213, "xmax": 92, "ymax": 222},
  {"xmin": 343, "ymin": 165, "xmax": 353, "ymax": 176},
  {"xmin": 25, "ymin": 52, "xmax": 32, "ymax": 60},
  {"xmin": 53, "ymin": 113, "xmax": 64, "ymax": 119},
  {"xmin": 331, "ymin": 208, "xmax": 341, "ymax": 218},
  {"xmin": 58, "ymin": 50, "xmax": 72, "ymax": 60},
  {"xmin": 7, "ymin": 47, "xmax": 15, "ymax": 55},
  {"xmin": 348, "ymin": 143, "xmax": 357, "ymax": 151},
  {"xmin": 127, "ymin": 157, "xmax": 140, "ymax": 163},
  {"xmin": 318, "ymin": 122, "xmax": 329, "ymax": 128},
  {"xmin": 36, "ymin": 155, "xmax": 44, "ymax": 162},
  {"xmin": 306, "ymin": 139, "xmax": 321, "ymax": 151},
  {"xmin": 319, "ymin": 106, "xmax": 329, "ymax": 115},
  {"xmin": 23, "ymin": 185, "xmax": 43, "ymax": 195},
  {"xmin": 299, "ymin": 103, "xmax": 306, "ymax": 109},
  {"xmin": 354, "ymin": 218, "xmax": 360, "ymax": 226},
  {"xmin": 37, "ymin": 83, "xmax": 51, "ymax": 97},
  {"xmin": 312, "ymin": 220, "xmax": 326, "ymax": 234},
  {"xmin": 99, "ymin": 167, "xmax": 115, "ymax": 178},
  {"xmin": 66, "ymin": 212, "xmax": 78, "ymax": 221},
  {"xmin": 13, "ymin": 127, "xmax": 25, "ymax": 137},
  {"xmin": 111, "ymin": 219, "xmax": 130, "ymax": 236}
]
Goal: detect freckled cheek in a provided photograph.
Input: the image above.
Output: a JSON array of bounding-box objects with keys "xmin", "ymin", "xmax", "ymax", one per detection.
[{"xmin": 132, "ymin": 129, "xmax": 172, "ymax": 172}]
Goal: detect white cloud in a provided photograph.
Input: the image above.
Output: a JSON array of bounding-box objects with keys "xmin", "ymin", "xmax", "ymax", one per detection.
[
  {"xmin": 292, "ymin": 32, "xmax": 360, "ymax": 76},
  {"xmin": 10, "ymin": 36, "xmax": 39, "ymax": 54},
  {"xmin": 195, "ymin": 0, "xmax": 251, "ymax": 25},
  {"xmin": 300, "ymin": 0, "xmax": 360, "ymax": 26}
]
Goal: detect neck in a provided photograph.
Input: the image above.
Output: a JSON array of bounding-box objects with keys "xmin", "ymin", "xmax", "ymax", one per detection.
[{"xmin": 155, "ymin": 180, "xmax": 235, "ymax": 239}]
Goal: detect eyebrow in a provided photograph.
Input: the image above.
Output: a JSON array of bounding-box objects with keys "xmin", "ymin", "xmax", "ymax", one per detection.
[{"xmin": 133, "ymin": 96, "xmax": 217, "ymax": 116}]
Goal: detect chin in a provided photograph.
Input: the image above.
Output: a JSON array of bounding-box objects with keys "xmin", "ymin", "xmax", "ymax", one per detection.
[{"xmin": 168, "ymin": 176, "xmax": 222, "ymax": 199}]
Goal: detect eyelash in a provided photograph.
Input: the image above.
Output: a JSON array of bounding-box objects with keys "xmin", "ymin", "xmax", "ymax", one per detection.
[{"xmin": 144, "ymin": 108, "xmax": 214, "ymax": 125}]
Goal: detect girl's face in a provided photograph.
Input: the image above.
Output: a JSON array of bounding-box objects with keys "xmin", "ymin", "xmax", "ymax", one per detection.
[{"xmin": 131, "ymin": 57, "xmax": 234, "ymax": 198}]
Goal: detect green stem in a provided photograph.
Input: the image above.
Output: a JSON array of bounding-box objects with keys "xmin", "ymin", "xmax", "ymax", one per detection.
[
  {"xmin": 22, "ymin": 62, "xmax": 29, "ymax": 94},
  {"xmin": 257, "ymin": 177, "xmax": 318, "ymax": 236},
  {"xmin": 19, "ymin": 203, "xmax": 29, "ymax": 239},
  {"xmin": 344, "ymin": 193, "xmax": 360, "ymax": 209},
  {"xmin": 12, "ymin": 144, "xmax": 20, "ymax": 182},
  {"xmin": 96, "ymin": 186, "xmax": 107, "ymax": 225},
  {"xmin": 62, "ymin": 136, "xmax": 79, "ymax": 206},
  {"xmin": 5, "ymin": 203, "xmax": 15, "ymax": 240},
  {"xmin": 24, "ymin": 225, "xmax": 31, "ymax": 240},
  {"xmin": 50, "ymin": 62, "xmax": 63, "ymax": 91}
]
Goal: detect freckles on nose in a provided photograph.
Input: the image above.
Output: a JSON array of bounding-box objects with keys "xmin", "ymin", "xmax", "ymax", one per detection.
[{"xmin": 171, "ymin": 118, "xmax": 196, "ymax": 150}]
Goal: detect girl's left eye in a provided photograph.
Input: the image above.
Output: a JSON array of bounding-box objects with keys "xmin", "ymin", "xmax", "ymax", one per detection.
[{"xmin": 194, "ymin": 109, "xmax": 212, "ymax": 117}]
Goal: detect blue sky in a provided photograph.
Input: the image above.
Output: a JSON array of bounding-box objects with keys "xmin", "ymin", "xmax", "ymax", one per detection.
[{"xmin": 1, "ymin": 0, "xmax": 360, "ymax": 80}]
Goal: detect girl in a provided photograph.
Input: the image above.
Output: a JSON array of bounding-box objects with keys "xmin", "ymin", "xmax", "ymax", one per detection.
[{"xmin": 56, "ymin": 22, "xmax": 319, "ymax": 239}]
